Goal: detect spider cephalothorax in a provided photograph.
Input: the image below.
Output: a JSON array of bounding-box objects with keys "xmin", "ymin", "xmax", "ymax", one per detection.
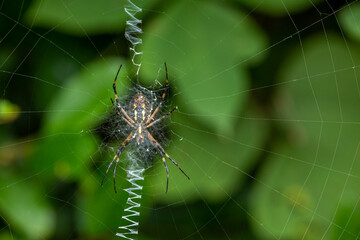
[{"xmin": 102, "ymin": 63, "xmax": 190, "ymax": 193}]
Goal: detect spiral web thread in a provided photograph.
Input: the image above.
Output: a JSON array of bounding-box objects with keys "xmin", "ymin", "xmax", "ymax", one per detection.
[
  {"xmin": 116, "ymin": 168, "xmax": 145, "ymax": 239},
  {"xmin": 116, "ymin": 1, "xmax": 144, "ymax": 238},
  {"xmin": 124, "ymin": 0, "xmax": 142, "ymax": 76}
]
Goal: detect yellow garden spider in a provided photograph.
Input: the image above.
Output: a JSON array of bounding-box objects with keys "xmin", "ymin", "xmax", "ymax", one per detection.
[{"xmin": 101, "ymin": 63, "xmax": 190, "ymax": 193}]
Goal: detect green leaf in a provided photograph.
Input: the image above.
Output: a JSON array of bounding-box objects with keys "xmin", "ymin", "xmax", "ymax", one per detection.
[
  {"xmin": 28, "ymin": 58, "xmax": 128, "ymax": 181},
  {"xmin": 28, "ymin": 134, "xmax": 97, "ymax": 181},
  {"xmin": 44, "ymin": 57, "xmax": 128, "ymax": 133},
  {"xmin": 250, "ymin": 34, "xmax": 360, "ymax": 239},
  {"xmin": 339, "ymin": 3, "xmax": 360, "ymax": 43},
  {"xmin": 141, "ymin": 0, "xmax": 267, "ymax": 135},
  {"xmin": 75, "ymin": 172, "xmax": 128, "ymax": 235},
  {"xmin": 330, "ymin": 193, "xmax": 360, "ymax": 240},
  {"xmin": 25, "ymin": 0, "xmax": 160, "ymax": 35},
  {"xmin": 0, "ymin": 232, "xmax": 15, "ymax": 240},
  {"xmin": 0, "ymin": 48, "xmax": 17, "ymax": 71},
  {"xmin": 29, "ymin": 36, "xmax": 92, "ymax": 109},
  {"xmin": 75, "ymin": 168, "xmax": 153, "ymax": 236},
  {"xmin": 0, "ymin": 175, "xmax": 55, "ymax": 239},
  {"xmin": 240, "ymin": 0, "xmax": 323, "ymax": 16},
  {"xmin": 0, "ymin": 99, "xmax": 20, "ymax": 124},
  {"xmin": 149, "ymin": 106, "xmax": 268, "ymax": 203}
]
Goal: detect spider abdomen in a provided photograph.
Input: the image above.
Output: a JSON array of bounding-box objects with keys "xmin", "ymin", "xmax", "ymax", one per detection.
[{"xmin": 130, "ymin": 93, "xmax": 151, "ymax": 122}]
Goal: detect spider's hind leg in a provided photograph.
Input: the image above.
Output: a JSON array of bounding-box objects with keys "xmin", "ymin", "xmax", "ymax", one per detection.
[
  {"xmin": 161, "ymin": 149, "xmax": 190, "ymax": 180},
  {"xmin": 147, "ymin": 132, "xmax": 190, "ymax": 193},
  {"xmin": 157, "ymin": 149, "xmax": 170, "ymax": 193},
  {"xmin": 101, "ymin": 132, "xmax": 134, "ymax": 193}
]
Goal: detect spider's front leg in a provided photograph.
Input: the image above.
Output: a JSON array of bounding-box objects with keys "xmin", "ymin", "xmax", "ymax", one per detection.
[
  {"xmin": 111, "ymin": 98, "xmax": 134, "ymax": 127},
  {"xmin": 146, "ymin": 106, "xmax": 178, "ymax": 129},
  {"xmin": 112, "ymin": 64, "xmax": 135, "ymax": 125},
  {"xmin": 145, "ymin": 62, "xmax": 169, "ymax": 124}
]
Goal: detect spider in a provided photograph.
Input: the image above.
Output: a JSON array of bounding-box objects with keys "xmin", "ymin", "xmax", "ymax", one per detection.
[{"xmin": 101, "ymin": 62, "xmax": 190, "ymax": 193}]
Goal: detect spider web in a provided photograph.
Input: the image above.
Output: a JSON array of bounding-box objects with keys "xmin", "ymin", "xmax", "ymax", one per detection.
[{"xmin": 1, "ymin": 0, "xmax": 360, "ymax": 240}]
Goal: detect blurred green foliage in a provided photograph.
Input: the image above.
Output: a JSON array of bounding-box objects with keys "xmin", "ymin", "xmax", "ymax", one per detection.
[
  {"xmin": 0, "ymin": 99, "xmax": 19, "ymax": 124},
  {"xmin": 1, "ymin": 0, "xmax": 360, "ymax": 239}
]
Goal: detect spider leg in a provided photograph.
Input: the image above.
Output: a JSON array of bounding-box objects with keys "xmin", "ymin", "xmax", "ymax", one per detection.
[
  {"xmin": 113, "ymin": 157, "xmax": 120, "ymax": 193},
  {"xmin": 145, "ymin": 62, "xmax": 169, "ymax": 124},
  {"xmin": 147, "ymin": 132, "xmax": 190, "ymax": 191},
  {"xmin": 111, "ymin": 98, "xmax": 134, "ymax": 127},
  {"xmin": 101, "ymin": 132, "xmax": 133, "ymax": 193},
  {"xmin": 160, "ymin": 147, "xmax": 190, "ymax": 180},
  {"xmin": 146, "ymin": 106, "xmax": 177, "ymax": 129},
  {"xmin": 156, "ymin": 149, "xmax": 170, "ymax": 193},
  {"xmin": 112, "ymin": 64, "xmax": 135, "ymax": 124},
  {"xmin": 101, "ymin": 155, "xmax": 117, "ymax": 186}
]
